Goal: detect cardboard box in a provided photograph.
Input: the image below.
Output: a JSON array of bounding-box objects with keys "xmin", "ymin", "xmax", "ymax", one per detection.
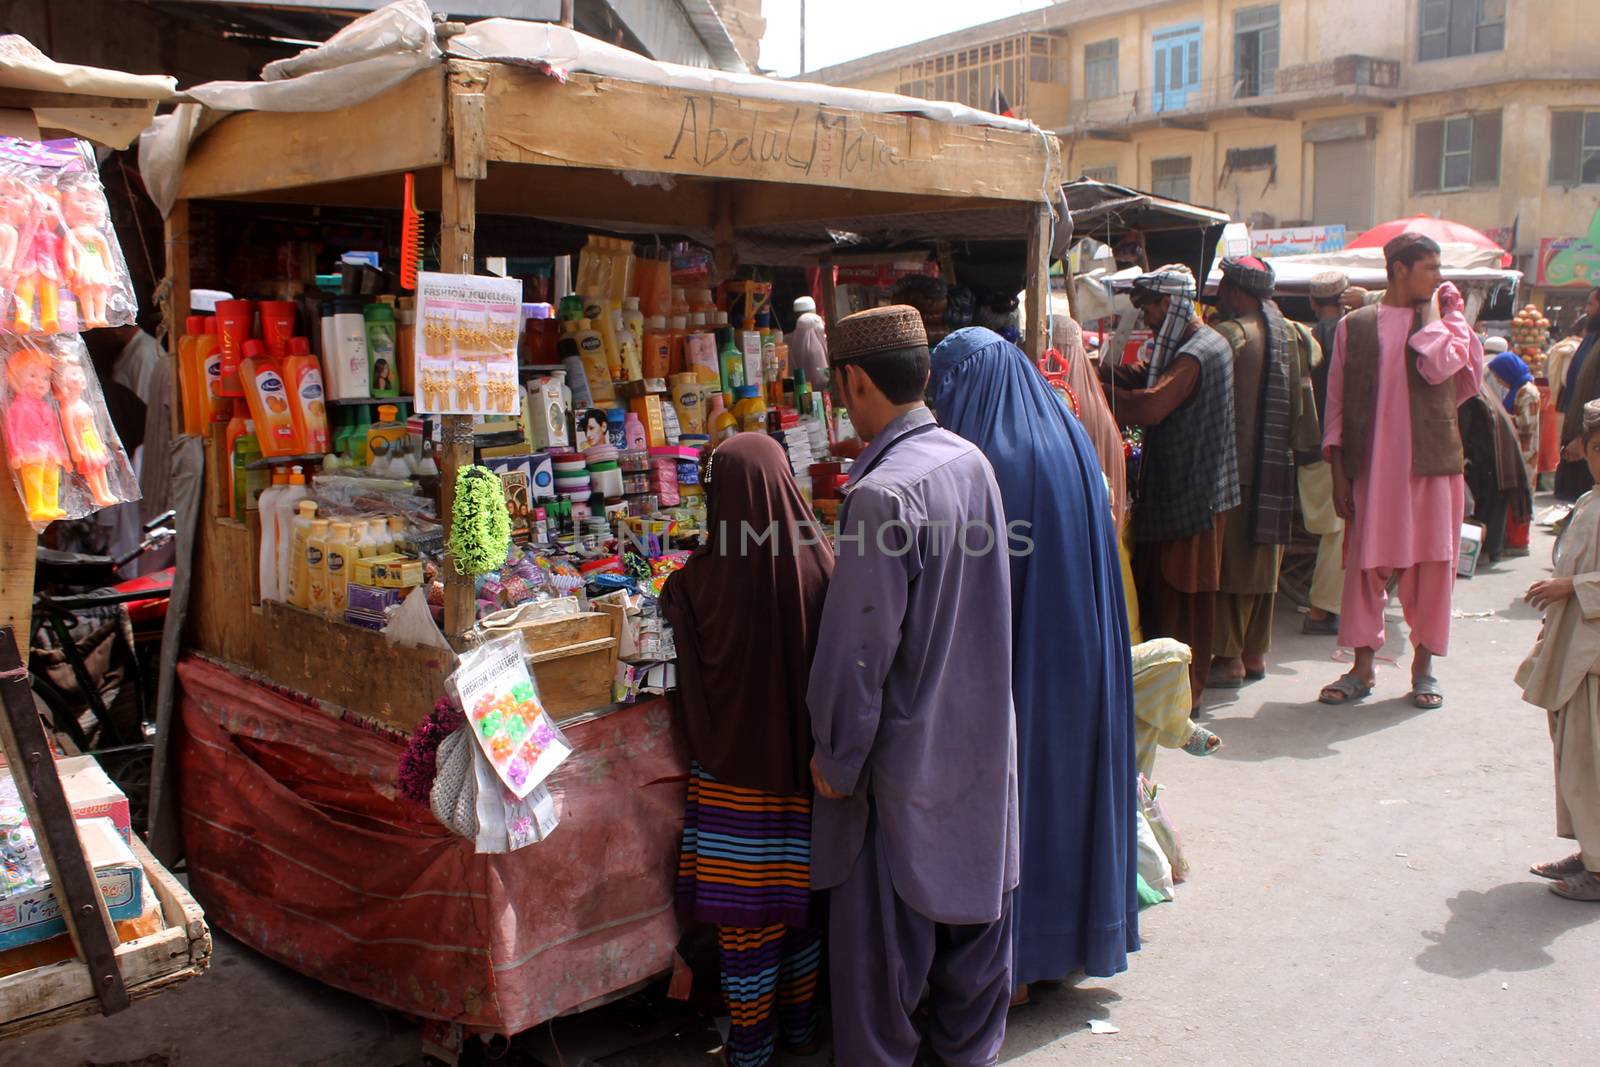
[
  {"xmin": 0, "ymin": 755, "xmax": 129, "ymax": 843},
  {"xmin": 0, "ymin": 818, "xmax": 144, "ymax": 951},
  {"xmin": 1458, "ymin": 521, "xmax": 1485, "ymax": 578},
  {"xmin": 345, "ymin": 584, "xmax": 406, "ymax": 630},
  {"xmin": 527, "ymin": 378, "xmax": 570, "ymax": 450}
]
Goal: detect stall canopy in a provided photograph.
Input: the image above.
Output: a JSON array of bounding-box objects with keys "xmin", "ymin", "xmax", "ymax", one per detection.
[
  {"xmin": 140, "ymin": 0, "xmax": 1059, "ymax": 267},
  {"xmin": 1063, "ymin": 177, "xmax": 1229, "ymax": 286},
  {"xmin": 0, "ymin": 34, "xmax": 176, "ymax": 149}
]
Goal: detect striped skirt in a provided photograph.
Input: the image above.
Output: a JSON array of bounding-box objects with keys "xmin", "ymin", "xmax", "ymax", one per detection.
[{"xmin": 677, "ymin": 763, "xmax": 812, "ymax": 929}]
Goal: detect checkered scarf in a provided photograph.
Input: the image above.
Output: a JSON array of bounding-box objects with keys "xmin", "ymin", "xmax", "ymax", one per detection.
[
  {"xmin": 1135, "ymin": 265, "xmax": 1199, "ymax": 387},
  {"xmin": 1251, "ymin": 297, "xmax": 1296, "ymax": 545}
]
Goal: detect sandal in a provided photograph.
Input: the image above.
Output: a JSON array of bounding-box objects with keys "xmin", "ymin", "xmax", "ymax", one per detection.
[
  {"xmin": 1244, "ymin": 668, "xmax": 1267, "ymax": 682},
  {"xmin": 1319, "ymin": 672, "xmax": 1373, "ymax": 705},
  {"xmin": 1183, "ymin": 726, "xmax": 1222, "ymax": 757},
  {"xmin": 1410, "ymin": 675, "xmax": 1444, "ymax": 710},
  {"xmin": 1550, "ymin": 870, "xmax": 1600, "ymax": 902},
  {"xmin": 1302, "ymin": 614, "xmax": 1340, "ymax": 635},
  {"xmin": 1531, "ymin": 852, "xmax": 1587, "ymax": 880},
  {"xmin": 1206, "ymin": 668, "xmax": 1244, "ymax": 690}
]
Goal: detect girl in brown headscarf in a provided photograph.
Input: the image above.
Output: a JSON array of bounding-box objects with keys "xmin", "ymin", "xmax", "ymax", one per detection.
[{"xmin": 660, "ymin": 432, "xmax": 833, "ymax": 1067}]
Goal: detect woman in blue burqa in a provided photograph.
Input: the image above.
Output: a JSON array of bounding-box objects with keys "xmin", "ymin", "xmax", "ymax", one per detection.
[{"xmin": 928, "ymin": 326, "xmax": 1139, "ymax": 1001}]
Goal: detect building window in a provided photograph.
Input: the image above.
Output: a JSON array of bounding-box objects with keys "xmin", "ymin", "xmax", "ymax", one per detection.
[
  {"xmin": 1418, "ymin": 0, "xmax": 1505, "ymax": 61},
  {"xmin": 1151, "ymin": 156, "xmax": 1192, "ymax": 201},
  {"xmin": 1234, "ymin": 4, "xmax": 1279, "ymax": 98},
  {"xmin": 1084, "ymin": 39, "xmax": 1119, "ymax": 100},
  {"xmin": 894, "ymin": 34, "xmax": 1059, "ymax": 113},
  {"xmin": 1082, "ymin": 165, "xmax": 1119, "ymax": 183},
  {"xmin": 1412, "ymin": 112, "xmax": 1501, "ymax": 193},
  {"xmin": 1551, "ymin": 111, "xmax": 1600, "ymax": 186},
  {"xmin": 1152, "ymin": 23, "xmax": 1202, "ymax": 113}
]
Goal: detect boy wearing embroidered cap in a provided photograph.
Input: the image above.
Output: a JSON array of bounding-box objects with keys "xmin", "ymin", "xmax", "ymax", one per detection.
[{"xmin": 808, "ymin": 306, "xmax": 1019, "ymax": 1065}]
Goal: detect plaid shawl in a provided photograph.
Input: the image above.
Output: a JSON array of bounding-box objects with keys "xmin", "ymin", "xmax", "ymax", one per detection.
[{"xmin": 1251, "ymin": 298, "xmax": 1296, "ymax": 545}]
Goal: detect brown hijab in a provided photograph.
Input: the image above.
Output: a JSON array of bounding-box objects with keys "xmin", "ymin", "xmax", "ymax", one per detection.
[
  {"xmin": 659, "ymin": 433, "xmax": 834, "ymax": 795},
  {"xmin": 1056, "ymin": 314, "xmax": 1130, "ymax": 527}
]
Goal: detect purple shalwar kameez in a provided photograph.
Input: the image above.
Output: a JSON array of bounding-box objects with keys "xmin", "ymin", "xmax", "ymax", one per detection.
[{"xmin": 809, "ymin": 407, "xmax": 1020, "ymax": 1067}]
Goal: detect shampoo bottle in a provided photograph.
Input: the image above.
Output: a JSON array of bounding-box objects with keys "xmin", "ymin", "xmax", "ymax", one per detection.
[
  {"xmin": 257, "ymin": 467, "xmax": 289, "ymax": 601},
  {"xmin": 239, "ymin": 340, "xmax": 304, "ymax": 457},
  {"xmin": 284, "ymin": 499, "xmax": 319, "ymax": 609},
  {"xmin": 304, "ymin": 517, "xmax": 332, "ymax": 616},
  {"xmin": 281, "ymin": 337, "xmax": 330, "ymax": 454}
]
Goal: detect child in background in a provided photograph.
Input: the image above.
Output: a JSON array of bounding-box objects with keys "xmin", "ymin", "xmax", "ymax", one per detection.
[{"xmin": 1518, "ymin": 397, "xmax": 1600, "ymax": 901}]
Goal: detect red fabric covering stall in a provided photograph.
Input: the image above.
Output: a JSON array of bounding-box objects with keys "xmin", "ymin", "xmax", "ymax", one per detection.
[{"xmin": 175, "ymin": 656, "xmax": 688, "ymax": 1034}]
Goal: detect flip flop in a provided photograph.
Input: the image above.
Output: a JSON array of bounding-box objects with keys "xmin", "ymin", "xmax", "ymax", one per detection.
[
  {"xmin": 1183, "ymin": 726, "xmax": 1222, "ymax": 757},
  {"xmin": 1410, "ymin": 675, "xmax": 1445, "ymax": 710},
  {"xmin": 1531, "ymin": 852, "xmax": 1587, "ymax": 880},
  {"xmin": 1550, "ymin": 870, "xmax": 1600, "ymax": 902},
  {"xmin": 1244, "ymin": 668, "xmax": 1267, "ymax": 682},
  {"xmin": 1319, "ymin": 672, "xmax": 1373, "ymax": 705}
]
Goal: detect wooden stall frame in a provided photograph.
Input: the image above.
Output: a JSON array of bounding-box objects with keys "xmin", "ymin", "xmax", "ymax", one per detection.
[{"xmin": 166, "ymin": 56, "xmax": 1063, "ymax": 732}]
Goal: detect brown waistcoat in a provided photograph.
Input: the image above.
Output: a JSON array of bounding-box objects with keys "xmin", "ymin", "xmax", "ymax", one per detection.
[{"xmin": 1339, "ymin": 304, "xmax": 1465, "ymax": 479}]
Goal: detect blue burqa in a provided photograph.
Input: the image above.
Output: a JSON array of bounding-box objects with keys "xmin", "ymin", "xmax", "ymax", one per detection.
[{"xmin": 928, "ymin": 327, "xmax": 1139, "ymax": 983}]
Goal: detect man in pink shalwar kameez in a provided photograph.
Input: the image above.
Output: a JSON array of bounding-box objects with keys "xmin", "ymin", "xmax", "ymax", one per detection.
[{"xmin": 1319, "ymin": 235, "xmax": 1483, "ymax": 709}]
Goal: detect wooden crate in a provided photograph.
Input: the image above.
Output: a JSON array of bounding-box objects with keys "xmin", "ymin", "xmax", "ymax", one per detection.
[
  {"xmin": 0, "ymin": 837, "xmax": 211, "ymax": 1038},
  {"xmin": 517, "ymin": 613, "xmax": 619, "ymax": 719}
]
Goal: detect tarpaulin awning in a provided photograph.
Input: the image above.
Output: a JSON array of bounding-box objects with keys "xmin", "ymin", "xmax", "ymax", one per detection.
[{"xmin": 0, "ymin": 35, "xmax": 176, "ymax": 149}]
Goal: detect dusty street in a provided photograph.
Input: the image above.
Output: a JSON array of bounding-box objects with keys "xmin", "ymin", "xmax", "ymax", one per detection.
[{"xmin": 9, "ymin": 516, "xmax": 1598, "ymax": 1067}]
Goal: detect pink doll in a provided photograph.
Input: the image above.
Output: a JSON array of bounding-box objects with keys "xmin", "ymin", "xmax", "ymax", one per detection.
[
  {"xmin": 52, "ymin": 354, "xmax": 117, "ymax": 507},
  {"xmin": 2, "ymin": 345, "xmax": 68, "ymax": 521},
  {"xmin": 0, "ymin": 176, "xmax": 29, "ymax": 281},
  {"xmin": 10, "ymin": 186, "xmax": 63, "ymax": 334},
  {"xmin": 59, "ymin": 176, "xmax": 115, "ymax": 329}
]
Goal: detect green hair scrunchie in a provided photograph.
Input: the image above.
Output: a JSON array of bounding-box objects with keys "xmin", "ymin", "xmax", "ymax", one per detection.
[{"xmin": 449, "ymin": 464, "xmax": 512, "ymax": 575}]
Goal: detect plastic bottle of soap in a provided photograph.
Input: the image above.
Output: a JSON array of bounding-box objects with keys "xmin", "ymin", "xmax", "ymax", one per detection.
[
  {"xmin": 642, "ymin": 316, "xmax": 671, "ymax": 380},
  {"xmin": 256, "ymin": 467, "xmax": 289, "ymax": 599},
  {"xmin": 718, "ymin": 327, "xmax": 746, "ymax": 401},
  {"xmin": 281, "ymin": 337, "xmax": 330, "ymax": 454},
  {"xmin": 239, "ymin": 340, "xmax": 304, "ymax": 457},
  {"xmin": 365, "ymin": 302, "xmax": 399, "ymax": 398},
  {"xmin": 266, "ymin": 465, "xmax": 310, "ymax": 602},
  {"xmin": 615, "ymin": 306, "xmax": 642, "ymax": 381},
  {"xmin": 304, "ymin": 517, "xmax": 332, "ymax": 616},
  {"xmin": 621, "ymin": 296, "xmax": 645, "ymax": 355},
  {"xmin": 284, "ymin": 499, "xmax": 320, "ymax": 609},
  {"xmin": 574, "ymin": 318, "xmax": 615, "ymax": 403},
  {"xmin": 323, "ymin": 521, "xmax": 355, "ymax": 619}
]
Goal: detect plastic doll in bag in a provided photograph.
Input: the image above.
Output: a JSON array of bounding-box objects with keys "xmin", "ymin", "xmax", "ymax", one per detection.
[
  {"xmin": 2, "ymin": 343, "xmax": 68, "ymax": 521},
  {"xmin": 59, "ymin": 173, "xmax": 117, "ymax": 329},
  {"xmin": 10, "ymin": 185, "xmax": 64, "ymax": 334},
  {"xmin": 0, "ymin": 176, "xmax": 28, "ymax": 282},
  {"xmin": 53, "ymin": 351, "xmax": 117, "ymax": 506}
]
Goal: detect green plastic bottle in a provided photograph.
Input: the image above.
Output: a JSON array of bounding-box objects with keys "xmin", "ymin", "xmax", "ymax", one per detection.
[
  {"xmin": 717, "ymin": 326, "xmax": 745, "ymax": 402},
  {"xmin": 232, "ymin": 420, "xmax": 266, "ymax": 521}
]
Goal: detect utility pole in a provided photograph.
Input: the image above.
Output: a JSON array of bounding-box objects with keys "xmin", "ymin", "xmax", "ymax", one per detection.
[{"xmin": 799, "ymin": 0, "xmax": 806, "ymax": 74}]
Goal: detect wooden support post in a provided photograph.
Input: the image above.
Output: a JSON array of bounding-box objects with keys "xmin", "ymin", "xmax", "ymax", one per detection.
[
  {"xmin": 819, "ymin": 257, "xmax": 839, "ymax": 325},
  {"xmin": 439, "ymin": 85, "xmax": 485, "ymax": 639},
  {"xmin": 1024, "ymin": 202, "xmax": 1054, "ymax": 360},
  {"xmin": 0, "ymin": 627, "xmax": 129, "ymax": 1018}
]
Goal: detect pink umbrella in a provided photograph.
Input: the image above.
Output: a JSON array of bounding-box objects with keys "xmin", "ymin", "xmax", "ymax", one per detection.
[{"xmin": 1346, "ymin": 215, "xmax": 1512, "ymax": 267}]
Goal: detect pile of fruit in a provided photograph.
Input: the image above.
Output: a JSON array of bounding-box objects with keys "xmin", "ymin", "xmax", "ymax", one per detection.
[{"xmin": 1510, "ymin": 304, "xmax": 1551, "ymax": 372}]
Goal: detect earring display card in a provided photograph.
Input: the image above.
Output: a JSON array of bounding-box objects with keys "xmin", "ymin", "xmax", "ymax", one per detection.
[{"xmin": 414, "ymin": 270, "xmax": 523, "ymax": 417}]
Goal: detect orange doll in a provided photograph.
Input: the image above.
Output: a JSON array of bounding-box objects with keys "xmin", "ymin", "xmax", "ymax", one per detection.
[
  {"xmin": 2, "ymin": 345, "xmax": 68, "ymax": 521},
  {"xmin": 53, "ymin": 353, "xmax": 118, "ymax": 506}
]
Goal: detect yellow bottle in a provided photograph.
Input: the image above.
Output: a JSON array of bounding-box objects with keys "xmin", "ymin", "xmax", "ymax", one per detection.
[
  {"xmin": 367, "ymin": 517, "xmax": 395, "ymax": 556},
  {"xmin": 573, "ymin": 318, "xmax": 615, "ymax": 403},
  {"xmin": 324, "ymin": 521, "xmax": 356, "ymax": 619},
  {"xmin": 304, "ymin": 518, "xmax": 332, "ymax": 616},
  {"xmin": 387, "ymin": 515, "xmax": 408, "ymax": 553},
  {"xmin": 285, "ymin": 500, "xmax": 320, "ymax": 609},
  {"xmin": 732, "ymin": 385, "xmax": 767, "ymax": 433}
]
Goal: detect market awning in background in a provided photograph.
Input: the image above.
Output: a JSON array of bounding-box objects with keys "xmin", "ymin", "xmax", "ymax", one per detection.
[{"xmin": 0, "ymin": 35, "xmax": 176, "ymax": 149}]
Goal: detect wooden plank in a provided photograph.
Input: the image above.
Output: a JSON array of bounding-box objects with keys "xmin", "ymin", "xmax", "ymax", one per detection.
[
  {"xmin": 0, "ymin": 438, "xmax": 35, "ymax": 641},
  {"xmin": 178, "ymin": 68, "xmax": 449, "ymax": 201},
  {"xmin": 257, "ymin": 601, "xmax": 455, "ymax": 728},
  {"xmin": 733, "ymin": 185, "xmax": 981, "ymax": 229},
  {"xmin": 480, "ymin": 67, "xmax": 1058, "ymax": 204},
  {"xmin": 438, "ymin": 90, "xmax": 478, "ymax": 636},
  {"xmin": 453, "ymin": 92, "xmax": 488, "ymax": 180},
  {"xmin": 0, "ymin": 90, "xmax": 150, "ymax": 110},
  {"xmin": 128, "ymin": 837, "xmax": 208, "ymax": 954},
  {"xmin": 1023, "ymin": 202, "xmax": 1053, "ymax": 360}
]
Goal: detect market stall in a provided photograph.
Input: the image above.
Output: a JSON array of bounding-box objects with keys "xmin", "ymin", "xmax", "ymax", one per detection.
[{"xmin": 147, "ymin": 8, "xmax": 1062, "ymax": 1036}]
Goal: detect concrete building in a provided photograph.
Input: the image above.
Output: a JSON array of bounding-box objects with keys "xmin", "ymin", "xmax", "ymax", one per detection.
[{"xmin": 807, "ymin": 0, "xmax": 1600, "ymax": 310}]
